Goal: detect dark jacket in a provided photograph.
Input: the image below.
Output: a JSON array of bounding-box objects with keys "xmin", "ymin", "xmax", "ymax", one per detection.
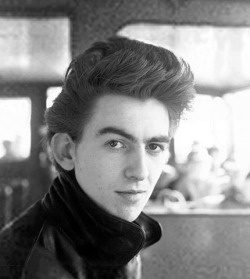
[{"xmin": 0, "ymin": 171, "xmax": 162, "ymax": 279}]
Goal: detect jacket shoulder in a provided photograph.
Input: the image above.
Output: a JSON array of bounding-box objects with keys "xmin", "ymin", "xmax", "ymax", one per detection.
[{"xmin": 0, "ymin": 201, "xmax": 46, "ymax": 279}]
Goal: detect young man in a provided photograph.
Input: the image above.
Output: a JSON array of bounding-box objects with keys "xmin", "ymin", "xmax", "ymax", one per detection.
[{"xmin": 0, "ymin": 37, "xmax": 195, "ymax": 279}]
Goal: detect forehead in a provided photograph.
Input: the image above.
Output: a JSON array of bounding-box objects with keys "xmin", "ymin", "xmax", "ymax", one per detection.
[{"xmin": 84, "ymin": 94, "xmax": 170, "ymax": 139}]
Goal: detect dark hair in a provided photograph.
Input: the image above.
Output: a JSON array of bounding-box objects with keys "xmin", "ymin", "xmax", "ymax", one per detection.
[{"xmin": 44, "ymin": 36, "xmax": 196, "ymax": 172}]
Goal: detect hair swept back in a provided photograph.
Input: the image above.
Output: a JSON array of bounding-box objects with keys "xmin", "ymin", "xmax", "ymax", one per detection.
[{"xmin": 44, "ymin": 36, "xmax": 196, "ymax": 172}]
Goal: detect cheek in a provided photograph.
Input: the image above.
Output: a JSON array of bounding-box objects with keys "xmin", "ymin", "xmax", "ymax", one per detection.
[
  {"xmin": 149, "ymin": 160, "xmax": 167, "ymax": 183},
  {"xmin": 85, "ymin": 160, "xmax": 119, "ymax": 184},
  {"xmin": 76, "ymin": 149, "xmax": 102, "ymax": 172}
]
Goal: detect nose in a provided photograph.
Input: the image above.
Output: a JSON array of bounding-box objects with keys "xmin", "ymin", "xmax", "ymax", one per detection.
[{"xmin": 124, "ymin": 148, "xmax": 149, "ymax": 181}]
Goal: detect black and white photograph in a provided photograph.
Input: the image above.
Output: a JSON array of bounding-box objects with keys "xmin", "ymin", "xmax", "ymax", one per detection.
[{"xmin": 0, "ymin": 1, "xmax": 250, "ymax": 278}]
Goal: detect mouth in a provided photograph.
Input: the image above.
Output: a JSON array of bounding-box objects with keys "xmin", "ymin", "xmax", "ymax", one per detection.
[{"xmin": 115, "ymin": 190, "xmax": 147, "ymax": 202}]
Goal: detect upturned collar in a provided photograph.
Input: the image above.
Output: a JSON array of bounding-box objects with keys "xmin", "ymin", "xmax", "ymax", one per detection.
[{"xmin": 42, "ymin": 171, "xmax": 161, "ymax": 266}]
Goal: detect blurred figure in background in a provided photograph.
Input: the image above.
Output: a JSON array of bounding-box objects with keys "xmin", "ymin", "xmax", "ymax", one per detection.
[
  {"xmin": 0, "ymin": 140, "xmax": 16, "ymax": 162},
  {"xmin": 161, "ymin": 143, "xmax": 230, "ymax": 205},
  {"xmin": 241, "ymin": 171, "xmax": 250, "ymax": 203},
  {"xmin": 174, "ymin": 143, "xmax": 217, "ymax": 201}
]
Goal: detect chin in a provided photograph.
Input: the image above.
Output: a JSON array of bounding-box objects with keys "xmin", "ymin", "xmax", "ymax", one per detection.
[{"xmin": 118, "ymin": 208, "xmax": 143, "ymax": 222}]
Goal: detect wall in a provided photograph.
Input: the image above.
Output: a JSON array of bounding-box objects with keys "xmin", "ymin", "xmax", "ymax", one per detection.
[
  {"xmin": 72, "ymin": 0, "xmax": 250, "ymax": 56},
  {"xmin": 142, "ymin": 213, "xmax": 250, "ymax": 279},
  {"xmin": 1, "ymin": 0, "xmax": 250, "ymax": 56}
]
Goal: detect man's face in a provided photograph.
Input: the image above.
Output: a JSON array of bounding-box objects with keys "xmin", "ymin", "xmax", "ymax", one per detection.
[{"xmin": 73, "ymin": 94, "xmax": 170, "ymax": 221}]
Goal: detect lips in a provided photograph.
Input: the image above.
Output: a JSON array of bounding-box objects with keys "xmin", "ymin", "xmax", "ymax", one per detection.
[
  {"xmin": 116, "ymin": 190, "xmax": 146, "ymax": 194},
  {"xmin": 115, "ymin": 190, "xmax": 146, "ymax": 202}
]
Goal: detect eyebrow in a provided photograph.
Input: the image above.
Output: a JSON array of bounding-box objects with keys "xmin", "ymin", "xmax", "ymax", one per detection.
[{"xmin": 96, "ymin": 127, "xmax": 170, "ymax": 144}]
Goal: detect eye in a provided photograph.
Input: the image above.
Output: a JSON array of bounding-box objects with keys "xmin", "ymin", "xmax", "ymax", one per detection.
[
  {"xmin": 147, "ymin": 143, "xmax": 166, "ymax": 153},
  {"xmin": 148, "ymin": 143, "xmax": 160, "ymax": 151},
  {"xmin": 107, "ymin": 140, "xmax": 125, "ymax": 149}
]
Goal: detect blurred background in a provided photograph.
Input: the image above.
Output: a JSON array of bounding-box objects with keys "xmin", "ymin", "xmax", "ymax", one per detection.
[{"xmin": 1, "ymin": 1, "xmax": 250, "ymax": 278}]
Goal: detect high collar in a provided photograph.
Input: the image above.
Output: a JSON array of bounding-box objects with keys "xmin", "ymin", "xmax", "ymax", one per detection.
[{"xmin": 42, "ymin": 171, "xmax": 161, "ymax": 266}]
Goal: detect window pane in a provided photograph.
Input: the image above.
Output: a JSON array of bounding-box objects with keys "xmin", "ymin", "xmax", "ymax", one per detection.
[
  {"xmin": 0, "ymin": 17, "xmax": 71, "ymax": 82},
  {"xmin": 46, "ymin": 87, "xmax": 61, "ymax": 108},
  {"xmin": 118, "ymin": 24, "xmax": 250, "ymax": 90},
  {"xmin": 224, "ymin": 89, "xmax": 250, "ymax": 168},
  {"xmin": 174, "ymin": 94, "xmax": 231, "ymax": 164},
  {"xmin": 0, "ymin": 98, "xmax": 31, "ymax": 161}
]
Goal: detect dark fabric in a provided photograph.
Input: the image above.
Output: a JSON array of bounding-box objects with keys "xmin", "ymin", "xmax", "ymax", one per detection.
[
  {"xmin": 42, "ymin": 171, "xmax": 162, "ymax": 267},
  {"xmin": 0, "ymin": 170, "xmax": 162, "ymax": 279},
  {"xmin": 0, "ymin": 202, "xmax": 46, "ymax": 279}
]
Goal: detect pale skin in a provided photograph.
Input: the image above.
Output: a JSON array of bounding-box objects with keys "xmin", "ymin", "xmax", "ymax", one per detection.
[{"xmin": 51, "ymin": 94, "xmax": 170, "ymax": 222}]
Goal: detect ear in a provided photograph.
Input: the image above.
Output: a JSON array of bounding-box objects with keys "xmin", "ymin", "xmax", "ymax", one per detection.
[{"xmin": 50, "ymin": 133, "xmax": 76, "ymax": 171}]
